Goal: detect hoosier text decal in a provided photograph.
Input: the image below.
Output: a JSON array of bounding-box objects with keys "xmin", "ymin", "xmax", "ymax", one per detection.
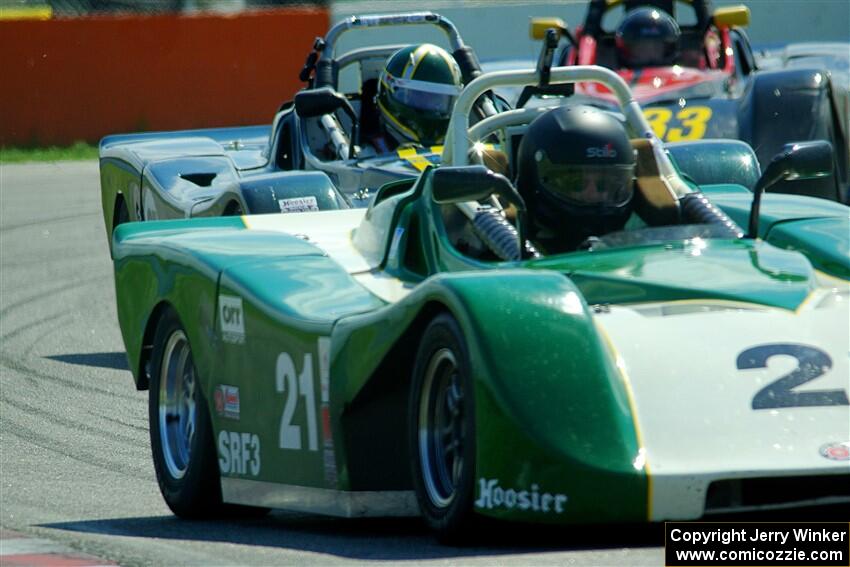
[{"xmin": 475, "ymin": 478, "xmax": 567, "ymax": 514}]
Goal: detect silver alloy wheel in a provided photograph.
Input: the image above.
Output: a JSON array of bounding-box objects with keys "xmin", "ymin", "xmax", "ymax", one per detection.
[
  {"xmin": 158, "ymin": 330, "xmax": 197, "ymax": 480},
  {"xmin": 418, "ymin": 348, "xmax": 465, "ymax": 509}
]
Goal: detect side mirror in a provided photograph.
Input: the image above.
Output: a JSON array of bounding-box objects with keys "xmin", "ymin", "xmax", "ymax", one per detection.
[
  {"xmin": 294, "ymin": 88, "xmax": 351, "ymax": 118},
  {"xmin": 432, "ymin": 166, "xmax": 532, "ymax": 260},
  {"xmin": 713, "ymin": 5, "xmax": 750, "ymax": 28},
  {"xmin": 530, "ymin": 17, "xmax": 566, "ymax": 40},
  {"xmin": 748, "ymin": 141, "xmax": 834, "ymax": 238},
  {"xmin": 432, "ymin": 166, "xmax": 523, "ymax": 208},
  {"xmin": 529, "ymin": 16, "xmax": 577, "ymax": 47},
  {"xmin": 294, "ymin": 87, "xmax": 359, "ymax": 160}
]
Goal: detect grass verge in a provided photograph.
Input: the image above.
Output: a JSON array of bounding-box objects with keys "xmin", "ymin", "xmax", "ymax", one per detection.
[{"xmin": 0, "ymin": 142, "xmax": 99, "ymax": 163}]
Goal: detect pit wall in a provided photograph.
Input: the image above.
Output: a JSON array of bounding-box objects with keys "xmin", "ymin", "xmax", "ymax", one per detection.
[{"xmin": 0, "ymin": 7, "xmax": 329, "ymax": 146}]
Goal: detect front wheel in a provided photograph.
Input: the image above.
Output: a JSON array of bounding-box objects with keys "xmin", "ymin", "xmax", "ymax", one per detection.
[
  {"xmin": 409, "ymin": 313, "xmax": 477, "ymax": 542},
  {"xmin": 149, "ymin": 309, "xmax": 223, "ymax": 518}
]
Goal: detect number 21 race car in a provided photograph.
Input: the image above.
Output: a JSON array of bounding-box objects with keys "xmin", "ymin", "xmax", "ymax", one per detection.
[{"xmin": 108, "ymin": 63, "xmax": 849, "ymax": 541}]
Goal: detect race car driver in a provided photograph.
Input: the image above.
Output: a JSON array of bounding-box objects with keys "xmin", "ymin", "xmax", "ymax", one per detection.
[
  {"xmin": 515, "ymin": 104, "xmax": 637, "ymax": 253},
  {"xmin": 371, "ymin": 43, "xmax": 464, "ymax": 153},
  {"xmin": 615, "ymin": 7, "xmax": 681, "ymax": 68}
]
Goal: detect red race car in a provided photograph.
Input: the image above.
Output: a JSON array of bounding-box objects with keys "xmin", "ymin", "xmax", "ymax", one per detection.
[{"xmin": 533, "ymin": 0, "xmax": 848, "ymax": 202}]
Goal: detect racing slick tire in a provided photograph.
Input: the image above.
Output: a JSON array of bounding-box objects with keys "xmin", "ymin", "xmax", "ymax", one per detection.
[
  {"xmin": 223, "ymin": 201, "xmax": 244, "ymax": 216},
  {"xmin": 113, "ymin": 195, "xmax": 130, "ymax": 232},
  {"xmin": 409, "ymin": 313, "xmax": 477, "ymax": 542},
  {"xmin": 149, "ymin": 308, "xmax": 225, "ymax": 518}
]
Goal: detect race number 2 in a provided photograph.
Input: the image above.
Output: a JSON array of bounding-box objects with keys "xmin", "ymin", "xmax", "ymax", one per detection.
[
  {"xmin": 737, "ymin": 343, "xmax": 849, "ymax": 409},
  {"xmin": 275, "ymin": 352, "xmax": 318, "ymax": 451}
]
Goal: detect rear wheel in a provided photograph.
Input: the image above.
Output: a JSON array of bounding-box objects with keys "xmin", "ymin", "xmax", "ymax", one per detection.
[
  {"xmin": 223, "ymin": 201, "xmax": 244, "ymax": 216},
  {"xmin": 149, "ymin": 309, "xmax": 223, "ymax": 518},
  {"xmin": 113, "ymin": 195, "xmax": 130, "ymax": 232},
  {"xmin": 409, "ymin": 313, "xmax": 477, "ymax": 542}
]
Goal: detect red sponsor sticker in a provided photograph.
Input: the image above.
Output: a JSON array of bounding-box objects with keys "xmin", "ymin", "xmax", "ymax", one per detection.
[
  {"xmin": 214, "ymin": 388, "xmax": 224, "ymax": 414},
  {"xmin": 214, "ymin": 385, "xmax": 240, "ymax": 419},
  {"xmin": 820, "ymin": 441, "xmax": 850, "ymax": 461},
  {"xmin": 321, "ymin": 406, "xmax": 332, "ymax": 443}
]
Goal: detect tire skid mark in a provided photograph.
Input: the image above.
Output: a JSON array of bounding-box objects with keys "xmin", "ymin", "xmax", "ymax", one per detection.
[
  {"xmin": 1, "ymin": 256, "xmax": 109, "ymax": 272},
  {"xmin": 2, "ymin": 416, "xmax": 150, "ymax": 481},
  {"xmin": 1, "ymin": 394, "xmax": 144, "ymax": 448},
  {"xmin": 2, "ymin": 257, "xmax": 104, "ymax": 269},
  {"xmin": 0, "ymin": 356, "xmax": 139, "ymax": 403},
  {"xmin": 0, "ymin": 275, "xmax": 103, "ymax": 321},
  {"xmin": 0, "ymin": 211, "xmax": 101, "ymax": 234},
  {"xmin": 0, "ymin": 358, "xmax": 40, "ymax": 387},
  {"xmin": 98, "ymin": 413, "xmax": 148, "ymax": 434},
  {"xmin": 1, "ymin": 311, "xmax": 72, "ymax": 346},
  {"xmin": 21, "ymin": 317, "xmax": 80, "ymax": 360}
]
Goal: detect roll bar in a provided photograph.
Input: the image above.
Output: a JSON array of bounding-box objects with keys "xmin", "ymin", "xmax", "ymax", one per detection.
[
  {"xmin": 442, "ymin": 64, "xmax": 695, "ymax": 197},
  {"xmin": 322, "ymin": 12, "xmax": 466, "ymax": 59},
  {"xmin": 309, "ymin": 12, "xmax": 474, "ymax": 90}
]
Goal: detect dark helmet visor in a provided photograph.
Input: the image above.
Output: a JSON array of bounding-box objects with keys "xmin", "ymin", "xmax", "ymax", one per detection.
[
  {"xmin": 622, "ymin": 36, "xmax": 678, "ymax": 67},
  {"xmin": 537, "ymin": 163, "xmax": 635, "ymax": 207}
]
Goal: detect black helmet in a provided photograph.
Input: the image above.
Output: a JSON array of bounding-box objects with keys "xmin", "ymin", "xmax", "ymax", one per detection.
[
  {"xmin": 516, "ymin": 105, "xmax": 635, "ymax": 250},
  {"xmin": 616, "ymin": 7, "xmax": 680, "ymax": 68}
]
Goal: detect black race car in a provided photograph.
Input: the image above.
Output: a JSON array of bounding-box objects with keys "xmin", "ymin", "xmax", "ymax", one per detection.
[
  {"xmin": 99, "ymin": 12, "xmax": 500, "ymax": 241},
  {"xmin": 531, "ymin": 0, "xmax": 849, "ymax": 202}
]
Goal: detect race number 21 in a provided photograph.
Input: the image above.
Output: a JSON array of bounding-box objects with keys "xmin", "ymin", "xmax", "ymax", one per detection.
[{"xmin": 275, "ymin": 352, "xmax": 319, "ymax": 451}]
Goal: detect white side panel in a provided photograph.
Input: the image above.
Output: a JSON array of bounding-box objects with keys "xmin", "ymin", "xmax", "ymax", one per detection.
[
  {"xmin": 596, "ymin": 290, "xmax": 850, "ymax": 520},
  {"xmin": 244, "ymin": 210, "xmax": 416, "ymax": 304},
  {"xmin": 243, "ymin": 209, "xmax": 370, "ymax": 273},
  {"xmin": 352, "ymin": 271, "xmax": 414, "ymax": 303}
]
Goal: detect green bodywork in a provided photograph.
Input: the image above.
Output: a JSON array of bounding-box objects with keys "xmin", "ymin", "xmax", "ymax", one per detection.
[{"xmin": 112, "ymin": 166, "xmax": 849, "ymax": 524}]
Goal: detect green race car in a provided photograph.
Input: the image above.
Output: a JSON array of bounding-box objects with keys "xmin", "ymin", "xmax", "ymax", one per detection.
[{"xmin": 110, "ymin": 64, "xmax": 849, "ymax": 540}]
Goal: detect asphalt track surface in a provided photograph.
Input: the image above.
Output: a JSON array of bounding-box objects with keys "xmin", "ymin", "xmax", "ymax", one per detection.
[{"xmin": 0, "ymin": 161, "xmax": 671, "ymax": 565}]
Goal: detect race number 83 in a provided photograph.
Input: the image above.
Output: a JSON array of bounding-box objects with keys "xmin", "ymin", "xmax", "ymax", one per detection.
[{"xmin": 643, "ymin": 106, "xmax": 712, "ymax": 141}]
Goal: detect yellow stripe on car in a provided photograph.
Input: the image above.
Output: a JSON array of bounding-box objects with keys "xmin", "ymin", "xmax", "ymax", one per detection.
[
  {"xmin": 397, "ymin": 148, "xmax": 433, "ymax": 172},
  {"xmin": 595, "ymin": 323, "xmax": 653, "ymax": 521}
]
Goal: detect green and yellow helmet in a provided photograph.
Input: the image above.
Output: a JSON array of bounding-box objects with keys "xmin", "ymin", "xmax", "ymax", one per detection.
[{"xmin": 377, "ymin": 43, "xmax": 463, "ymax": 146}]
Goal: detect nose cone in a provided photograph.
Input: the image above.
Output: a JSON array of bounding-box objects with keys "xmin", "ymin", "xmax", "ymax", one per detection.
[{"xmin": 595, "ymin": 287, "xmax": 850, "ymax": 519}]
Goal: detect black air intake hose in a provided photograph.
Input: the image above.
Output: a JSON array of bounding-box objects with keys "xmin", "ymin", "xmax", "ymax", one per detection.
[
  {"xmin": 679, "ymin": 191, "xmax": 744, "ymax": 239},
  {"xmin": 472, "ymin": 209, "xmax": 540, "ymax": 261}
]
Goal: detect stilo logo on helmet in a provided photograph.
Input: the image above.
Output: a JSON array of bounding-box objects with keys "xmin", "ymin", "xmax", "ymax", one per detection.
[{"xmin": 586, "ymin": 143, "xmax": 618, "ymax": 159}]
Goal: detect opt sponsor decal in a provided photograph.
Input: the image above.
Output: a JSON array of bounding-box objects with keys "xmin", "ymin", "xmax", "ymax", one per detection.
[
  {"xmin": 218, "ymin": 431, "xmax": 261, "ymax": 476},
  {"xmin": 819, "ymin": 441, "xmax": 850, "ymax": 461},
  {"xmin": 219, "ymin": 295, "xmax": 245, "ymax": 344},
  {"xmin": 279, "ymin": 196, "xmax": 319, "ymax": 213},
  {"xmin": 214, "ymin": 385, "xmax": 240, "ymax": 420},
  {"xmin": 474, "ymin": 478, "xmax": 568, "ymax": 514}
]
